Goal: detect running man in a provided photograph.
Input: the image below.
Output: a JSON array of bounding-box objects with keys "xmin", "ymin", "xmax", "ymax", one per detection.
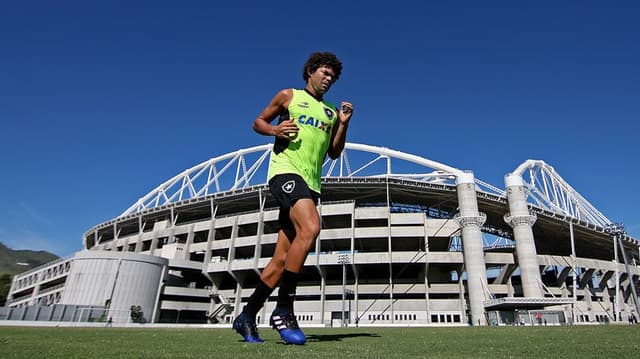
[{"xmin": 232, "ymin": 52, "xmax": 353, "ymax": 344}]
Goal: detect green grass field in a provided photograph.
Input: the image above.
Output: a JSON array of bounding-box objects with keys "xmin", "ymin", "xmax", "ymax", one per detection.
[{"xmin": 2, "ymin": 325, "xmax": 639, "ymax": 358}]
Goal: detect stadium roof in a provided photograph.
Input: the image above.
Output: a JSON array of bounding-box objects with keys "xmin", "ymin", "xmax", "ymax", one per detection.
[{"xmin": 120, "ymin": 143, "xmax": 619, "ymax": 233}]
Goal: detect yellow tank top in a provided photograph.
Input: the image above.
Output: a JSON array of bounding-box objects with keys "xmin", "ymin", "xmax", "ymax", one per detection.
[{"xmin": 267, "ymin": 89, "xmax": 338, "ymax": 193}]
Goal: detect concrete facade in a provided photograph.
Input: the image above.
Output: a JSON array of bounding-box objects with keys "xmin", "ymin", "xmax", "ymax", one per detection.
[
  {"xmin": 6, "ymin": 146, "xmax": 640, "ymax": 327},
  {"xmin": 60, "ymin": 251, "xmax": 168, "ymax": 323}
]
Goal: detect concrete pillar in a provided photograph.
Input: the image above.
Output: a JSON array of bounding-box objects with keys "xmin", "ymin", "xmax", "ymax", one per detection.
[
  {"xmin": 320, "ymin": 273, "xmax": 326, "ymax": 325},
  {"xmin": 135, "ymin": 215, "xmax": 144, "ymax": 253},
  {"xmin": 30, "ymin": 273, "xmax": 41, "ymax": 306},
  {"xmin": 454, "ymin": 172, "xmax": 489, "ymax": 326},
  {"xmin": 184, "ymin": 225, "xmax": 194, "ymax": 261},
  {"xmin": 233, "ymin": 282, "xmax": 243, "ymax": 318},
  {"xmin": 504, "ymin": 174, "xmax": 544, "ymax": 298},
  {"xmin": 424, "ymin": 222, "xmax": 431, "ymax": 323}
]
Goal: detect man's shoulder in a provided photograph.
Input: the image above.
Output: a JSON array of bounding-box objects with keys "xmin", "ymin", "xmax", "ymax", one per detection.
[
  {"xmin": 271, "ymin": 88, "xmax": 295, "ymax": 105},
  {"xmin": 277, "ymin": 88, "xmax": 296, "ymax": 96}
]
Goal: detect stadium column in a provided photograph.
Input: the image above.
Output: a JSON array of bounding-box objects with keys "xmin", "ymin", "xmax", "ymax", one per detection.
[
  {"xmin": 203, "ymin": 199, "xmax": 218, "ymax": 268},
  {"xmin": 30, "ymin": 272, "xmax": 41, "ymax": 306},
  {"xmin": 317, "ymin": 200, "xmax": 326, "ymax": 325},
  {"xmin": 228, "ymin": 217, "xmax": 241, "ymax": 317},
  {"xmin": 424, "ymin": 220, "xmax": 431, "ymax": 323},
  {"xmin": 454, "ymin": 172, "xmax": 489, "ymax": 326},
  {"xmin": 184, "ymin": 224, "xmax": 194, "ymax": 261},
  {"xmin": 504, "ymin": 174, "xmax": 544, "ymax": 298},
  {"xmin": 320, "ymin": 273, "xmax": 326, "ymax": 325},
  {"xmin": 253, "ymin": 190, "xmax": 266, "ymax": 276},
  {"xmin": 134, "ymin": 216, "xmax": 143, "ymax": 252}
]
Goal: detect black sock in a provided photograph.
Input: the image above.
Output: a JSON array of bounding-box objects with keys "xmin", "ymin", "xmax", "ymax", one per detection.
[
  {"xmin": 243, "ymin": 280, "xmax": 274, "ymax": 318},
  {"xmin": 276, "ymin": 269, "xmax": 299, "ymax": 312}
]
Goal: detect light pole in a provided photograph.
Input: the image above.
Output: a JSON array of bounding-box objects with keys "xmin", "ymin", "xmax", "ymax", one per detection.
[
  {"xmin": 337, "ymin": 253, "xmax": 350, "ymax": 327},
  {"xmin": 345, "ymin": 288, "xmax": 354, "ymax": 326}
]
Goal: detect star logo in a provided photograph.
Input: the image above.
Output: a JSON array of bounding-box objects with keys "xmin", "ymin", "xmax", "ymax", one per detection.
[{"xmin": 282, "ymin": 180, "xmax": 295, "ymax": 193}]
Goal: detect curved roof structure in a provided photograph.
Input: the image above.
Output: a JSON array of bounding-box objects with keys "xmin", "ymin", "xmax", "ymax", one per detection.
[
  {"xmin": 509, "ymin": 160, "xmax": 612, "ymax": 229},
  {"xmin": 120, "ymin": 142, "xmax": 621, "ymax": 235}
]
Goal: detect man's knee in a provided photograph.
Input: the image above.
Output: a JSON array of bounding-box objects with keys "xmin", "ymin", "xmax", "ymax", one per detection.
[
  {"xmin": 290, "ymin": 199, "xmax": 320, "ymax": 237},
  {"xmin": 297, "ymin": 222, "xmax": 320, "ymax": 242}
]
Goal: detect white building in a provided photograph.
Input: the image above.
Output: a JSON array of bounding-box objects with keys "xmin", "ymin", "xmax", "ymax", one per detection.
[{"xmin": 6, "ymin": 143, "xmax": 639, "ymax": 326}]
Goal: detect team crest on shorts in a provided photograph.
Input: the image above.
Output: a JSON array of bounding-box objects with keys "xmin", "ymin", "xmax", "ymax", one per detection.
[{"xmin": 282, "ymin": 180, "xmax": 295, "ymax": 193}]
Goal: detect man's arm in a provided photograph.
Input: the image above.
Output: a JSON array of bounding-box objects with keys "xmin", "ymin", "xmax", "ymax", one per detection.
[
  {"xmin": 327, "ymin": 102, "xmax": 353, "ymax": 159},
  {"xmin": 252, "ymin": 89, "xmax": 298, "ymax": 139}
]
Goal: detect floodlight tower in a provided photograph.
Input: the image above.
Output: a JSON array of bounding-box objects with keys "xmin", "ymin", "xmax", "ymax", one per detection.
[{"xmin": 338, "ymin": 253, "xmax": 350, "ymax": 327}]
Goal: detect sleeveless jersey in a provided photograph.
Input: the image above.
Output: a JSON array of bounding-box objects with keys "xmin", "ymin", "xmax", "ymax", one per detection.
[{"xmin": 267, "ymin": 89, "xmax": 338, "ymax": 193}]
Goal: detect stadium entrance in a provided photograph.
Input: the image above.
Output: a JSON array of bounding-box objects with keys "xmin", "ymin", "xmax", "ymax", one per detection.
[
  {"xmin": 484, "ymin": 297, "xmax": 572, "ymax": 325},
  {"xmin": 487, "ymin": 309, "xmax": 566, "ymax": 326},
  {"xmin": 331, "ymin": 311, "xmax": 349, "ymax": 327}
]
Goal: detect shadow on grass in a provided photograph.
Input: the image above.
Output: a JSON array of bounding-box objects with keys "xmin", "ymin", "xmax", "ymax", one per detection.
[{"xmin": 305, "ymin": 332, "xmax": 381, "ymax": 342}]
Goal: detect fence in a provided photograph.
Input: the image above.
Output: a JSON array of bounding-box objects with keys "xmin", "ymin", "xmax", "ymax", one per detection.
[{"xmin": 0, "ymin": 305, "xmax": 137, "ymax": 324}]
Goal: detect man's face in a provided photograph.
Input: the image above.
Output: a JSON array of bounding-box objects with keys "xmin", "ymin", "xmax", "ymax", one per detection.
[{"xmin": 308, "ymin": 65, "xmax": 336, "ymax": 95}]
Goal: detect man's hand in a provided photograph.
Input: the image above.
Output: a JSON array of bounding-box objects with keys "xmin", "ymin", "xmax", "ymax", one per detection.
[
  {"xmin": 274, "ymin": 118, "xmax": 299, "ymax": 139},
  {"xmin": 338, "ymin": 102, "xmax": 353, "ymax": 124}
]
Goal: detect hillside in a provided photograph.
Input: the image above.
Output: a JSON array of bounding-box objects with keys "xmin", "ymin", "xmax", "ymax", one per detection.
[{"xmin": 0, "ymin": 242, "xmax": 59, "ymax": 275}]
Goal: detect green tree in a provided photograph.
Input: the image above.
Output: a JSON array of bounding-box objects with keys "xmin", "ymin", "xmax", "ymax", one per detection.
[{"xmin": 0, "ymin": 273, "xmax": 12, "ymax": 306}]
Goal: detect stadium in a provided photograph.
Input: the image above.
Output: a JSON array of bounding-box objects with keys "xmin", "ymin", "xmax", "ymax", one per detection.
[{"xmin": 4, "ymin": 143, "xmax": 640, "ymax": 327}]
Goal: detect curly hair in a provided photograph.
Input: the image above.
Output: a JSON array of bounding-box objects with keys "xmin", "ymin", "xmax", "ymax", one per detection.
[{"xmin": 302, "ymin": 52, "xmax": 342, "ymax": 82}]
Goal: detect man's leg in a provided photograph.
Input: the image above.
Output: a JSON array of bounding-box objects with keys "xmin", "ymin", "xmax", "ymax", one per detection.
[
  {"xmin": 260, "ymin": 230, "xmax": 292, "ymax": 287},
  {"xmin": 270, "ymin": 198, "xmax": 320, "ymax": 345},
  {"xmin": 276, "ymin": 198, "xmax": 320, "ymax": 311},
  {"xmin": 285, "ymin": 198, "xmax": 321, "ymax": 271},
  {"xmin": 233, "ymin": 230, "xmax": 291, "ymax": 343}
]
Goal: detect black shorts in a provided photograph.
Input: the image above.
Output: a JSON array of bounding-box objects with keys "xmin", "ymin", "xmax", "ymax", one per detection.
[{"xmin": 268, "ymin": 173, "xmax": 319, "ymax": 240}]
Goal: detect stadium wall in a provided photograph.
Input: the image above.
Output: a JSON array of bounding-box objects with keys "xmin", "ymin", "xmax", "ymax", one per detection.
[{"xmin": 5, "ymin": 151, "xmax": 640, "ymax": 327}]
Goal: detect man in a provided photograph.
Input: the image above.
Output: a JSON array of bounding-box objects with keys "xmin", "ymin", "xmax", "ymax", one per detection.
[{"xmin": 232, "ymin": 52, "xmax": 353, "ymax": 345}]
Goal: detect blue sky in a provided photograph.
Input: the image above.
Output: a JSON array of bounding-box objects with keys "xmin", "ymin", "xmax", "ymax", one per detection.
[{"xmin": 1, "ymin": 1, "xmax": 638, "ymax": 257}]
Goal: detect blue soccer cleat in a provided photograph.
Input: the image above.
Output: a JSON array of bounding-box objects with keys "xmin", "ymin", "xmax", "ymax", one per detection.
[
  {"xmin": 232, "ymin": 312, "xmax": 264, "ymax": 343},
  {"xmin": 270, "ymin": 308, "xmax": 306, "ymax": 345}
]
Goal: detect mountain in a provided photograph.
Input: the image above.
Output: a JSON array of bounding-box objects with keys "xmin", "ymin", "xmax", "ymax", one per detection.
[{"xmin": 0, "ymin": 242, "xmax": 60, "ymax": 275}]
